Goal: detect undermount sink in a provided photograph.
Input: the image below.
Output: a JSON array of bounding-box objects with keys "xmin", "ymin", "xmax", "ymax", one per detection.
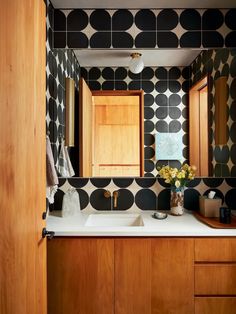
[{"xmin": 85, "ymin": 213, "xmax": 144, "ymax": 227}]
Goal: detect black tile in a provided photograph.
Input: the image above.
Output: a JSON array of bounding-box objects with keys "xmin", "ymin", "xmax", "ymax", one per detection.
[
  {"xmin": 135, "ymin": 32, "xmax": 156, "ymax": 48},
  {"xmin": 76, "ymin": 189, "xmax": 90, "ymax": 210},
  {"xmin": 90, "ymin": 9, "xmax": 111, "ymax": 31},
  {"xmin": 202, "ymin": 9, "xmax": 224, "ymax": 30},
  {"xmin": 144, "ymin": 134, "xmax": 155, "ymax": 146},
  {"xmin": 169, "ymin": 81, "xmax": 181, "ymax": 93},
  {"xmin": 169, "ymin": 94, "xmax": 181, "ymax": 106},
  {"xmin": 142, "ymin": 81, "xmax": 154, "ymax": 93},
  {"xmin": 90, "ymin": 32, "xmax": 111, "ymax": 48},
  {"xmin": 225, "ymin": 32, "xmax": 236, "ymax": 48},
  {"xmin": 128, "ymin": 81, "xmax": 141, "ymax": 90},
  {"xmin": 157, "ymin": 9, "xmax": 178, "ymax": 30},
  {"xmin": 90, "ymin": 178, "xmax": 111, "ymax": 188},
  {"xmin": 169, "ymin": 67, "xmax": 181, "ymax": 79},
  {"xmin": 145, "ymin": 146, "xmax": 155, "ymax": 159},
  {"xmin": 169, "ymin": 120, "xmax": 181, "ymax": 132},
  {"xmin": 225, "ymin": 9, "xmax": 236, "ymax": 30},
  {"xmin": 114, "ymin": 189, "xmax": 134, "ymax": 210},
  {"xmin": 142, "ymin": 67, "xmax": 154, "ymax": 79},
  {"xmin": 144, "ymin": 120, "xmax": 154, "ymax": 132},
  {"xmin": 157, "ymin": 32, "xmax": 178, "ymax": 48},
  {"xmin": 88, "ymin": 81, "xmax": 101, "ymax": 90},
  {"xmin": 135, "ymin": 178, "xmax": 156, "ymax": 187},
  {"xmin": 169, "ymin": 107, "xmax": 181, "ymax": 119},
  {"xmin": 89, "ymin": 67, "xmax": 101, "ymax": 80},
  {"xmin": 102, "ymin": 67, "xmax": 114, "ymax": 79},
  {"xmin": 54, "ymin": 10, "xmax": 66, "ymax": 31},
  {"xmin": 180, "ymin": 9, "xmax": 201, "ymax": 30},
  {"xmin": 90, "ymin": 189, "xmax": 111, "ymax": 210},
  {"xmin": 112, "ymin": 9, "xmax": 133, "ymax": 30},
  {"xmin": 155, "ymin": 81, "xmax": 168, "ymax": 93},
  {"xmin": 155, "ymin": 67, "xmax": 167, "ymax": 79},
  {"xmin": 67, "ymin": 9, "xmax": 88, "ymax": 31},
  {"xmin": 128, "ymin": 70, "xmax": 141, "ymax": 79},
  {"xmin": 135, "ymin": 189, "xmax": 156, "ymax": 210},
  {"xmin": 225, "ymin": 178, "xmax": 236, "ymax": 187},
  {"xmin": 113, "ymin": 178, "xmax": 134, "ymax": 188},
  {"xmin": 81, "ymin": 67, "xmax": 88, "ymax": 80},
  {"xmin": 115, "ymin": 81, "xmax": 127, "ymax": 90},
  {"xmin": 102, "ymin": 81, "xmax": 114, "ymax": 90},
  {"xmin": 54, "ymin": 32, "xmax": 66, "ymax": 48},
  {"xmin": 156, "ymin": 120, "xmax": 168, "ymax": 132},
  {"xmin": 203, "ymin": 178, "xmax": 224, "ymax": 187},
  {"xmin": 135, "ymin": 9, "xmax": 156, "ymax": 30},
  {"xmin": 67, "ymin": 32, "xmax": 88, "ymax": 48},
  {"xmin": 202, "ymin": 31, "xmax": 224, "ymax": 48},
  {"xmin": 144, "ymin": 94, "xmax": 154, "ymax": 106},
  {"xmin": 182, "ymin": 66, "xmax": 191, "ymax": 79},
  {"xmin": 112, "ymin": 32, "xmax": 133, "ymax": 48},
  {"xmin": 145, "ymin": 160, "xmax": 155, "ymax": 172},
  {"xmin": 115, "ymin": 67, "xmax": 128, "ymax": 80},
  {"xmin": 68, "ymin": 178, "xmax": 89, "ymax": 188},
  {"xmin": 156, "ymin": 107, "xmax": 168, "ymax": 119},
  {"xmin": 157, "ymin": 189, "xmax": 170, "ymax": 210},
  {"xmin": 155, "ymin": 94, "xmax": 168, "ymax": 106},
  {"xmin": 225, "ymin": 188, "xmax": 236, "ymax": 208},
  {"xmin": 144, "ymin": 107, "xmax": 155, "ymax": 119},
  {"xmin": 180, "ymin": 31, "xmax": 201, "ymax": 48},
  {"xmin": 184, "ymin": 189, "xmax": 200, "ymax": 210}
]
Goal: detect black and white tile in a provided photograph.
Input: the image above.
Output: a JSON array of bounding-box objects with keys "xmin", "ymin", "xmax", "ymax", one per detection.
[{"xmin": 53, "ymin": 9, "xmax": 236, "ymax": 49}]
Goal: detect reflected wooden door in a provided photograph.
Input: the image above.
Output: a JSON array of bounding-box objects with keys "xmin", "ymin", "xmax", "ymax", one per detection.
[
  {"xmin": 189, "ymin": 76, "xmax": 209, "ymax": 176},
  {"xmin": 0, "ymin": 1, "xmax": 47, "ymax": 313}
]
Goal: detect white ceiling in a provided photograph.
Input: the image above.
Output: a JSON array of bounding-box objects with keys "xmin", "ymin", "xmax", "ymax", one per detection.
[
  {"xmin": 75, "ymin": 49, "xmax": 201, "ymax": 67},
  {"xmin": 51, "ymin": 0, "xmax": 236, "ymax": 9}
]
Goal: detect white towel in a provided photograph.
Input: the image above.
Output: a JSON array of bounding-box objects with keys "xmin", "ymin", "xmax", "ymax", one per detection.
[
  {"xmin": 62, "ymin": 187, "xmax": 81, "ymax": 217},
  {"xmin": 46, "ymin": 135, "xmax": 58, "ymax": 204},
  {"xmin": 57, "ymin": 139, "xmax": 75, "ymax": 177}
]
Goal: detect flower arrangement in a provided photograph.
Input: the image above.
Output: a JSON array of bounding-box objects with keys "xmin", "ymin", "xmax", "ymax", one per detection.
[{"xmin": 157, "ymin": 164, "xmax": 196, "ymax": 190}]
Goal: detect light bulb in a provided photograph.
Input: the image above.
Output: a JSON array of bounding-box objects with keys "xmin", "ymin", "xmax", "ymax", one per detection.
[{"xmin": 129, "ymin": 53, "xmax": 144, "ymax": 74}]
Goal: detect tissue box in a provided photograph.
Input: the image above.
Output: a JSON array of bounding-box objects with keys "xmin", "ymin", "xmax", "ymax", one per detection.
[{"xmin": 199, "ymin": 196, "xmax": 222, "ymax": 217}]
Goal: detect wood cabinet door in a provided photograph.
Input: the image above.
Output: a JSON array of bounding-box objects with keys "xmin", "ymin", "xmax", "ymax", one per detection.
[
  {"xmin": 115, "ymin": 238, "xmax": 152, "ymax": 314},
  {"xmin": 47, "ymin": 238, "xmax": 114, "ymax": 314},
  {"xmin": 151, "ymin": 238, "xmax": 194, "ymax": 314},
  {"xmin": 0, "ymin": 1, "xmax": 47, "ymax": 314}
]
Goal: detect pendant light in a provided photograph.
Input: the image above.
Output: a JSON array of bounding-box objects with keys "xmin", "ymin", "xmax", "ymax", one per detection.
[{"xmin": 129, "ymin": 53, "xmax": 144, "ymax": 74}]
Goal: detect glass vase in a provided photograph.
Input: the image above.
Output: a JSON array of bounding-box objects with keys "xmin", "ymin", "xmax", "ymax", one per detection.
[{"xmin": 170, "ymin": 187, "xmax": 184, "ymax": 216}]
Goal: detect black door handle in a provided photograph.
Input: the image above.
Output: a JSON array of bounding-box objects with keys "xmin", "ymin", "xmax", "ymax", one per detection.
[{"xmin": 42, "ymin": 228, "xmax": 55, "ymax": 239}]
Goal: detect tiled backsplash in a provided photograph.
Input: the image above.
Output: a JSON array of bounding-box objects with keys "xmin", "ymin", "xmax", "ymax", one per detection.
[{"xmin": 53, "ymin": 177, "xmax": 236, "ymax": 212}]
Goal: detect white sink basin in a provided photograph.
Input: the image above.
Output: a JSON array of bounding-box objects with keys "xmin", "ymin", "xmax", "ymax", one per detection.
[{"xmin": 85, "ymin": 213, "xmax": 144, "ymax": 227}]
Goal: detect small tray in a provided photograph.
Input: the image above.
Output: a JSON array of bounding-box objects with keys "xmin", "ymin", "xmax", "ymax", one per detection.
[{"xmin": 194, "ymin": 211, "xmax": 236, "ymax": 229}]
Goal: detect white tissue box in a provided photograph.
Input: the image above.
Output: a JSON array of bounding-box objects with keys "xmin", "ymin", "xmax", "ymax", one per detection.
[{"xmin": 199, "ymin": 196, "xmax": 222, "ymax": 218}]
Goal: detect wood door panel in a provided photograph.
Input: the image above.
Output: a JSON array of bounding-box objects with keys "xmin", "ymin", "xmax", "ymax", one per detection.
[
  {"xmin": 115, "ymin": 239, "xmax": 152, "ymax": 314},
  {"xmin": 195, "ymin": 265, "xmax": 236, "ymax": 295},
  {"xmin": 151, "ymin": 238, "xmax": 194, "ymax": 314},
  {"xmin": 47, "ymin": 238, "xmax": 114, "ymax": 314},
  {"xmin": 0, "ymin": 1, "xmax": 46, "ymax": 314},
  {"xmin": 195, "ymin": 238, "xmax": 236, "ymax": 262},
  {"xmin": 195, "ymin": 297, "xmax": 236, "ymax": 314}
]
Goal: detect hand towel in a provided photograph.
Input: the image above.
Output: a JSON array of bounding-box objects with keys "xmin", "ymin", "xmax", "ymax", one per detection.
[
  {"xmin": 57, "ymin": 139, "xmax": 75, "ymax": 177},
  {"xmin": 46, "ymin": 135, "xmax": 59, "ymax": 186},
  {"xmin": 62, "ymin": 187, "xmax": 81, "ymax": 217}
]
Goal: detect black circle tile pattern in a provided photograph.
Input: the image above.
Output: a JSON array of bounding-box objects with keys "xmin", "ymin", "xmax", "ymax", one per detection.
[
  {"xmin": 112, "ymin": 9, "xmax": 133, "ymax": 31},
  {"xmin": 135, "ymin": 9, "xmax": 156, "ymax": 30},
  {"xmin": 157, "ymin": 9, "xmax": 178, "ymax": 30},
  {"xmin": 67, "ymin": 10, "xmax": 88, "ymax": 31},
  {"xmin": 113, "ymin": 179, "xmax": 134, "ymax": 188},
  {"xmin": 90, "ymin": 189, "xmax": 111, "ymax": 210},
  {"xmin": 135, "ymin": 189, "xmax": 156, "ymax": 210},
  {"xmin": 115, "ymin": 189, "xmax": 134, "ymax": 210},
  {"xmin": 90, "ymin": 10, "xmax": 111, "ymax": 31}
]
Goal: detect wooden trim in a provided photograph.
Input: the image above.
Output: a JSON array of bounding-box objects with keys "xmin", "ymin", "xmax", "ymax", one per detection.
[
  {"xmin": 92, "ymin": 90, "xmax": 144, "ymax": 177},
  {"xmin": 79, "ymin": 79, "xmax": 83, "ymax": 175},
  {"xmin": 65, "ymin": 78, "xmax": 75, "ymax": 146}
]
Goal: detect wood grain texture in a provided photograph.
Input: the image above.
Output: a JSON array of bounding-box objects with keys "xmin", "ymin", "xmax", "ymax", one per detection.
[
  {"xmin": 47, "ymin": 238, "xmax": 114, "ymax": 314},
  {"xmin": 189, "ymin": 76, "xmax": 209, "ymax": 176},
  {"xmin": 0, "ymin": 1, "xmax": 46, "ymax": 313},
  {"xmin": 195, "ymin": 297, "xmax": 236, "ymax": 314},
  {"xmin": 151, "ymin": 238, "xmax": 195, "ymax": 314},
  {"xmin": 215, "ymin": 76, "xmax": 227, "ymax": 145},
  {"xmin": 195, "ymin": 238, "xmax": 236, "ymax": 262},
  {"xmin": 195, "ymin": 265, "xmax": 236, "ymax": 295},
  {"xmin": 79, "ymin": 78, "xmax": 93, "ymax": 176},
  {"xmin": 115, "ymin": 238, "xmax": 152, "ymax": 314}
]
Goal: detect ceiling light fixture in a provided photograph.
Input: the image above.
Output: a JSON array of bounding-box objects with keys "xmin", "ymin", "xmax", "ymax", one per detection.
[{"xmin": 129, "ymin": 52, "xmax": 144, "ymax": 74}]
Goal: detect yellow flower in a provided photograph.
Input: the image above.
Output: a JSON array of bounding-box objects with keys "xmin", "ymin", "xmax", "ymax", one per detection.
[{"xmin": 175, "ymin": 180, "xmax": 181, "ymax": 188}]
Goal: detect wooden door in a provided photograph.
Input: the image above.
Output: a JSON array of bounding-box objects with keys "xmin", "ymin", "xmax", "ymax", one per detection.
[
  {"xmin": 79, "ymin": 78, "xmax": 93, "ymax": 176},
  {"xmin": 0, "ymin": 1, "xmax": 47, "ymax": 313},
  {"xmin": 47, "ymin": 238, "xmax": 114, "ymax": 314},
  {"xmin": 189, "ymin": 76, "xmax": 209, "ymax": 176}
]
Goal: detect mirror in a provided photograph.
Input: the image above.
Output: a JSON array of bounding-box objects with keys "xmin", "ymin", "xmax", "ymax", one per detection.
[{"xmin": 50, "ymin": 48, "xmax": 236, "ymax": 178}]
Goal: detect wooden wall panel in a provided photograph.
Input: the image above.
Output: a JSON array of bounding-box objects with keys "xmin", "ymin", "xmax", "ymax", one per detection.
[{"xmin": 0, "ymin": 1, "xmax": 47, "ymax": 313}]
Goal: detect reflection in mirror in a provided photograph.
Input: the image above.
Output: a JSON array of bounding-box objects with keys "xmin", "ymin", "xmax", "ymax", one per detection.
[{"xmin": 51, "ymin": 48, "xmax": 236, "ymax": 178}]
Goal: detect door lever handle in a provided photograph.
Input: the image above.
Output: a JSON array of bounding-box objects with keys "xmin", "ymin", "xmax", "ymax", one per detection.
[{"xmin": 42, "ymin": 227, "xmax": 55, "ymax": 240}]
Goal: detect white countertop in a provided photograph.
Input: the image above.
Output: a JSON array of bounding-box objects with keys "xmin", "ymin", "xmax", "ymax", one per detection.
[{"xmin": 46, "ymin": 209, "xmax": 236, "ymax": 237}]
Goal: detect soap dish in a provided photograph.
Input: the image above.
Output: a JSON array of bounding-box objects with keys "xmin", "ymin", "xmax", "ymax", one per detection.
[{"xmin": 152, "ymin": 212, "xmax": 168, "ymax": 220}]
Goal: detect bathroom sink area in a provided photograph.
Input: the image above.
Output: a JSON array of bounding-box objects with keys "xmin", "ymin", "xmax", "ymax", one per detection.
[{"xmin": 85, "ymin": 213, "xmax": 144, "ymax": 227}]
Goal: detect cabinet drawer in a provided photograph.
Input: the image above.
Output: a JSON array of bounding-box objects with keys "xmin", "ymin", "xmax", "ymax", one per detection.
[
  {"xmin": 195, "ymin": 297, "xmax": 236, "ymax": 314},
  {"xmin": 195, "ymin": 265, "xmax": 236, "ymax": 295},
  {"xmin": 195, "ymin": 239, "xmax": 236, "ymax": 262}
]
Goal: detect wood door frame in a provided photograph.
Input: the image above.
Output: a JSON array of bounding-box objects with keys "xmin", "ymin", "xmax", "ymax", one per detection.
[
  {"xmin": 92, "ymin": 90, "xmax": 144, "ymax": 176},
  {"xmin": 189, "ymin": 75, "xmax": 211, "ymax": 176}
]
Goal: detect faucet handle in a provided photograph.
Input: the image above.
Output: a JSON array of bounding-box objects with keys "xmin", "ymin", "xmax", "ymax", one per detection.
[
  {"xmin": 113, "ymin": 190, "xmax": 119, "ymax": 208},
  {"xmin": 104, "ymin": 190, "xmax": 111, "ymax": 198}
]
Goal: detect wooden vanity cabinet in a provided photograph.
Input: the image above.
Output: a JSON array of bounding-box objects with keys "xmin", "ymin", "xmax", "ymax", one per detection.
[
  {"xmin": 47, "ymin": 238, "xmax": 194, "ymax": 314},
  {"xmin": 194, "ymin": 238, "xmax": 236, "ymax": 314}
]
